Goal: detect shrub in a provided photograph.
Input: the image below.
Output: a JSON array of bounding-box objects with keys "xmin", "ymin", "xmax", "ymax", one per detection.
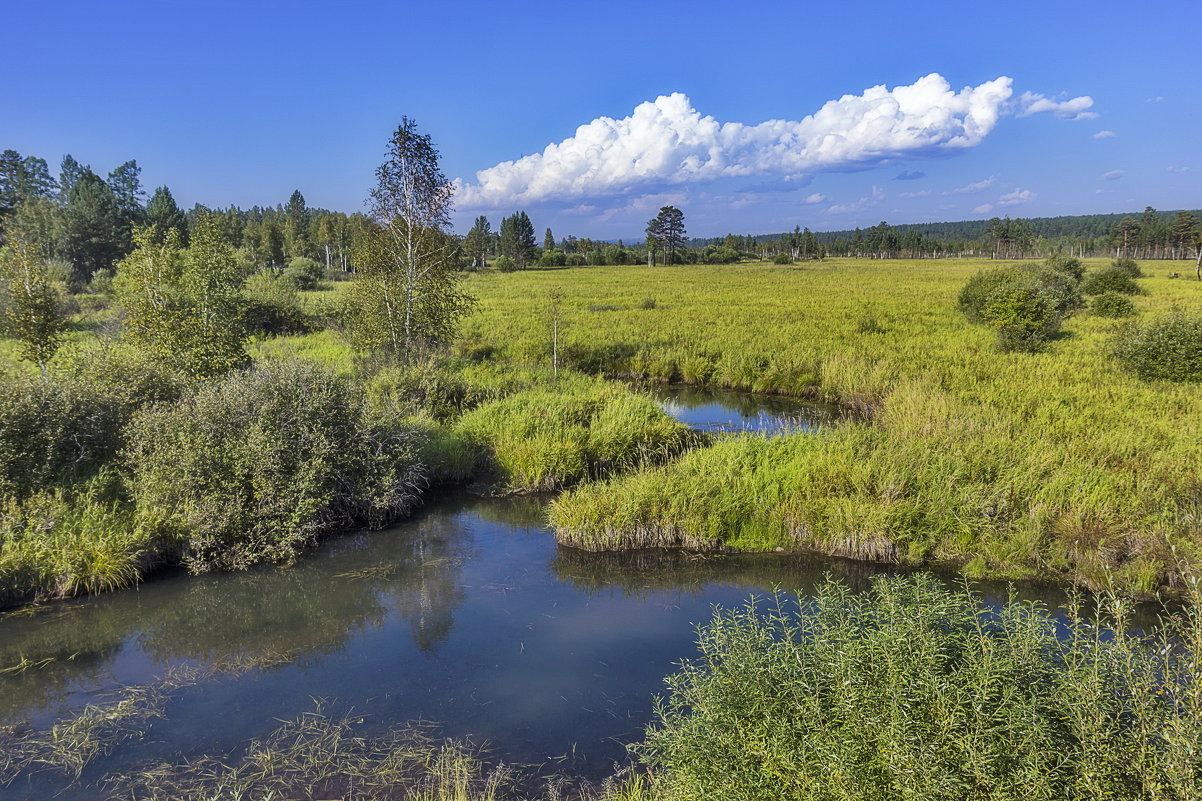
[
  {"xmin": 772, "ymin": 252, "xmax": 792, "ymax": 265},
  {"xmin": 1113, "ymin": 309, "xmax": 1202, "ymax": 382},
  {"xmin": 1090, "ymin": 291, "xmax": 1137, "ymax": 318},
  {"xmin": 0, "ymin": 374, "xmax": 133, "ymax": 498},
  {"xmin": 958, "ymin": 267, "xmax": 1021, "ymax": 323},
  {"xmin": 363, "ymin": 357, "xmax": 471, "ymax": 420},
  {"xmin": 982, "ymin": 279, "xmax": 1059, "ymax": 352},
  {"xmin": 242, "ymin": 271, "xmax": 311, "ymax": 335},
  {"xmin": 960, "ymin": 267, "xmax": 1063, "ymax": 352},
  {"xmin": 639, "ymin": 576, "xmax": 1202, "ymax": 801},
  {"xmin": 280, "ymin": 257, "xmax": 324, "ymax": 290},
  {"xmin": 125, "ymin": 361, "xmax": 424, "ymax": 572},
  {"xmin": 538, "ymin": 250, "xmax": 566, "ymax": 268},
  {"xmin": 1021, "ymin": 263, "xmax": 1083, "ymax": 316},
  {"xmin": 1044, "ymin": 253, "xmax": 1085, "ymax": 282},
  {"xmin": 565, "ymin": 253, "xmax": 587, "ymax": 267},
  {"xmin": 494, "ymin": 255, "xmax": 516, "ymax": 273},
  {"xmin": 1083, "ymin": 266, "xmax": 1141, "ymax": 295},
  {"xmin": 87, "ymin": 268, "xmax": 115, "ymax": 294},
  {"xmin": 1111, "ymin": 256, "xmax": 1143, "ymax": 277}
]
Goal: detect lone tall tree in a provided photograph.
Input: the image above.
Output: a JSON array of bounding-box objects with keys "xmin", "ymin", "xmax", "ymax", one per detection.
[
  {"xmin": 353, "ymin": 117, "xmax": 471, "ymax": 356},
  {"xmin": 646, "ymin": 206, "xmax": 686, "ymax": 265}
]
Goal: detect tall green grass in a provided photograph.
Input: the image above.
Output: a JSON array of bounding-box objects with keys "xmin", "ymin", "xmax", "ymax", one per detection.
[
  {"xmin": 456, "ymin": 379, "xmax": 699, "ymax": 493},
  {"xmin": 465, "ymin": 259, "xmax": 1201, "ymax": 594}
]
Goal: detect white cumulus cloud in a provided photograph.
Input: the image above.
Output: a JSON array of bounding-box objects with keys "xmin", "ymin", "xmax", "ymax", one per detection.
[
  {"xmin": 1016, "ymin": 91, "xmax": 1097, "ymax": 120},
  {"xmin": 803, "ymin": 193, "xmax": 826, "ymax": 204},
  {"xmin": 899, "ymin": 189, "xmax": 932, "ymax": 199},
  {"xmin": 456, "ymin": 73, "xmax": 1017, "ymax": 208},
  {"xmin": 1092, "ymin": 130, "xmax": 1116, "ymax": 139},
  {"xmin": 1102, "ymin": 169, "xmax": 1125, "ymax": 180}
]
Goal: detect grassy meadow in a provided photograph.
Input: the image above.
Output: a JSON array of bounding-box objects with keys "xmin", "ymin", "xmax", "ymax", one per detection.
[{"xmin": 441, "ymin": 257, "xmax": 1200, "ymax": 594}]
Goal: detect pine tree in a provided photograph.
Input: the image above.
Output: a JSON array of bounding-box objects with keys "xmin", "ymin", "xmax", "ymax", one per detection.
[
  {"xmin": 62, "ymin": 169, "xmax": 123, "ymax": 284},
  {"xmin": 544, "ymin": 227, "xmax": 555, "ymax": 252},
  {"xmin": 147, "ymin": 186, "xmax": 188, "ymax": 244},
  {"xmin": 284, "ymin": 189, "xmax": 311, "ymax": 259},
  {"xmin": 647, "ymin": 206, "xmax": 686, "ymax": 265}
]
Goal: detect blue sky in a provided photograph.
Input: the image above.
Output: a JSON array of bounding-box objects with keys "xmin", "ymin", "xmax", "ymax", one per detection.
[{"xmin": 4, "ymin": 0, "xmax": 1199, "ymax": 238}]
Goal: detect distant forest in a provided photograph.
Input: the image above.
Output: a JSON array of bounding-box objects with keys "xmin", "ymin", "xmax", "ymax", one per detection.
[
  {"xmin": 3, "ymin": 147, "xmax": 1200, "ymax": 280},
  {"xmin": 694, "ymin": 208, "xmax": 1202, "ymax": 261}
]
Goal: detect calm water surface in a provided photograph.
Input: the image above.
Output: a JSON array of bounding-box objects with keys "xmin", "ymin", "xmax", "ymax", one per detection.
[{"xmin": 0, "ymin": 391, "xmax": 1092, "ymax": 798}]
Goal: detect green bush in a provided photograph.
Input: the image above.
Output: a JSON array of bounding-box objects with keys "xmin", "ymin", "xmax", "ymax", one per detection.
[
  {"xmin": 280, "ymin": 257, "xmax": 324, "ymax": 290},
  {"xmin": 1111, "ymin": 257, "xmax": 1143, "ymax": 277},
  {"xmin": 1083, "ymin": 266, "xmax": 1141, "ymax": 295},
  {"xmin": 242, "ymin": 271, "xmax": 311, "ymax": 335},
  {"xmin": 0, "ymin": 374, "xmax": 132, "ymax": 499},
  {"xmin": 1090, "ymin": 291, "xmax": 1137, "ymax": 318},
  {"xmin": 1044, "ymin": 253, "xmax": 1085, "ymax": 282},
  {"xmin": 772, "ymin": 252, "xmax": 792, "ymax": 265},
  {"xmin": 1113, "ymin": 309, "xmax": 1202, "ymax": 382},
  {"xmin": 494, "ymin": 255, "xmax": 516, "ymax": 273},
  {"xmin": 125, "ymin": 361, "xmax": 424, "ymax": 572},
  {"xmin": 538, "ymin": 250, "xmax": 567, "ymax": 267},
  {"xmin": 959, "ymin": 266, "xmax": 1070, "ymax": 352},
  {"xmin": 639, "ymin": 575, "xmax": 1202, "ymax": 801},
  {"xmin": 565, "ymin": 253, "xmax": 587, "ymax": 267}
]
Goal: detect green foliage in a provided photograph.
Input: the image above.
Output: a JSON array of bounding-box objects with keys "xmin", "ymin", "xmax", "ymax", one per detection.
[
  {"xmin": 1111, "ymin": 257, "xmax": 1143, "ymax": 277},
  {"xmin": 1083, "ymin": 265, "xmax": 1142, "ymax": 295},
  {"xmin": 772, "ymin": 252, "xmax": 792, "ymax": 265},
  {"xmin": 281, "ymin": 256, "xmax": 324, "ymax": 290},
  {"xmin": 1090, "ymin": 291, "xmax": 1137, "ymax": 318},
  {"xmin": 353, "ymin": 117, "xmax": 471, "ymax": 358},
  {"xmin": 125, "ymin": 361, "xmax": 424, "ymax": 572},
  {"xmin": 1113, "ymin": 309, "xmax": 1202, "ymax": 382},
  {"xmin": 455, "ymin": 382, "xmax": 698, "ymax": 493},
  {"xmin": 959, "ymin": 265, "xmax": 1073, "ymax": 352},
  {"xmin": 538, "ymin": 249, "xmax": 566, "ymax": 267},
  {"xmin": 639, "ymin": 575, "xmax": 1202, "ymax": 801},
  {"xmin": 1044, "ymin": 252, "xmax": 1085, "ymax": 281},
  {"xmin": 0, "ymin": 375, "xmax": 129, "ymax": 499},
  {"xmin": 242, "ymin": 271, "xmax": 311, "ymax": 335},
  {"xmin": 494, "ymin": 254, "xmax": 516, "ymax": 272},
  {"xmin": 0, "ymin": 227, "xmax": 66, "ymax": 372},
  {"xmin": 981, "ymin": 278, "xmax": 1060, "ymax": 352},
  {"xmin": 116, "ymin": 217, "xmax": 249, "ymax": 378},
  {"xmin": 0, "ymin": 475, "xmax": 155, "ymax": 606}
]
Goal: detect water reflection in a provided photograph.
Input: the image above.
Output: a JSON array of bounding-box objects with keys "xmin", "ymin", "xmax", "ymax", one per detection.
[
  {"xmin": 641, "ymin": 383, "xmax": 844, "ymax": 434},
  {"xmin": 0, "ymin": 492, "xmax": 1168, "ymax": 800}
]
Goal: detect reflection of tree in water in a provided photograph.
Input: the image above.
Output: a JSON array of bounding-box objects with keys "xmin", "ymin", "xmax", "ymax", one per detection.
[
  {"xmin": 384, "ymin": 512, "xmax": 469, "ymax": 653},
  {"xmin": 551, "ymin": 546, "xmax": 887, "ymax": 602},
  {"xmin": 468, "ymin": 495, "xmax": 550, "ymax": 530},
  {"xmin": 0, "ymin": 500, "xmax": 475, "ymax": 722}
]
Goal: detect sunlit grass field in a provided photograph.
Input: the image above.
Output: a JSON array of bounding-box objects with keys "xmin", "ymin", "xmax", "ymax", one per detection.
[{"xmin": 451, "ymin": 258, "xmax": 1201, "ymax": 593}]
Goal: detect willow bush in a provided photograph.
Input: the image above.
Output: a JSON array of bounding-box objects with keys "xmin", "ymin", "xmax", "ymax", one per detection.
[
  {"xmin": 640, "ymin": 574, "xmax": 1202, "ymax": 801},
  {"xmin": 125, "ymin": 361, "xmax": 425, "ymax": 572}
]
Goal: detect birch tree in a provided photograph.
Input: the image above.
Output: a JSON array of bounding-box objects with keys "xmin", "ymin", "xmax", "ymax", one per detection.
[{"xmin": 352, "ymin": 117, "xmax": 471, "ymax": 358}]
